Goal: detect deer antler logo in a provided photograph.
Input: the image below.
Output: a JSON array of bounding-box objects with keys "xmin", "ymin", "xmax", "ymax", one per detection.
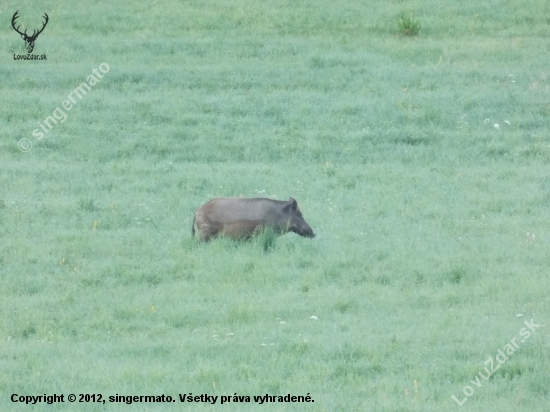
[{"xmin": 11, "ymin": 11, "xmax": 49, "ymax": 54}]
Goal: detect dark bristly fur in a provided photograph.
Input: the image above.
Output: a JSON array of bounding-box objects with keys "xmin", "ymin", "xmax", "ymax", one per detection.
[{"xmin": 192, "ymin": 197, "xmax": 315, "ymax": 241}]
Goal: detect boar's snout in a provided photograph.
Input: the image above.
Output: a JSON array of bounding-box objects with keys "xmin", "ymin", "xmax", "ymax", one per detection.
[{"xmin": 293, "ymin": 224, "xmax": 315, "ymax": 238}]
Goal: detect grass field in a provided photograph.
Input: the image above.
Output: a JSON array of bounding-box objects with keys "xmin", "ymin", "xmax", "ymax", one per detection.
[{"xmin": 1, "ymin": 0, "xmax": 550, "ymax": 410}]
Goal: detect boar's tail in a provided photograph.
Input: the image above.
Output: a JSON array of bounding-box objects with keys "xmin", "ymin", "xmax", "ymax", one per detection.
[{"xmin": 191, "ymin": 216, "xmax": 196, "ymax": 237}]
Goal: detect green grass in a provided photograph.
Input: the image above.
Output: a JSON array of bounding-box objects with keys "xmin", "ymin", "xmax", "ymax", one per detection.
[
  {"xmin": 1, "ymin": 0, "xmax": 550, "ymax": 410},
  {"xmin": 398, "ymin": 14, "xmax": 421, "ymax": 37}
]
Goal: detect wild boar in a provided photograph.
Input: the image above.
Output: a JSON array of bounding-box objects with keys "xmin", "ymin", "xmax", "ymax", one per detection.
[{"xmin": 192, "ymin": 197, "xmax": 315, "ymax": 241}]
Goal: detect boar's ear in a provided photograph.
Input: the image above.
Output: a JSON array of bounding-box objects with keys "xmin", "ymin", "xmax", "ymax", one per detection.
[{"xmin": 287, "ymin": 197, "xmax": 298, "ymax": 212}]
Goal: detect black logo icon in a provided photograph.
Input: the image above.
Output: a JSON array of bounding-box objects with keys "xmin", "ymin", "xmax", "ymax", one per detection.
[{"xmin": 11, "ymin": 11, "xmax": 49, "ymax": 54}]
